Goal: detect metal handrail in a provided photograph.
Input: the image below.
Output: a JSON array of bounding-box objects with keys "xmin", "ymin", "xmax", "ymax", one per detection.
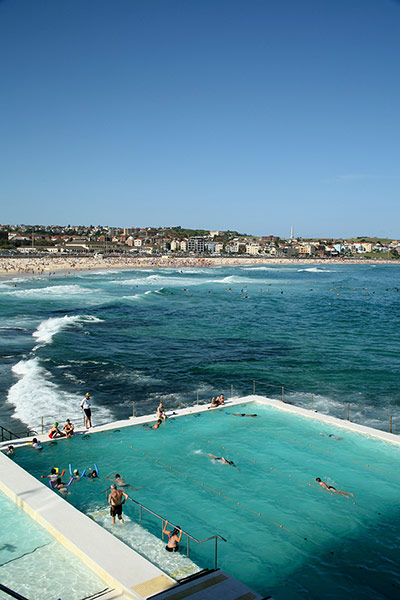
[
  {"xmin": 127, "ymin": 496, "xmax": 226, "ymax": 569},
  {"xmin": 0, "ymin": 424, "xmax": 38, "ymax": 442},
  {"xmin": 0, "ymin": 583, "xmax": 29, "ymax": 600}
]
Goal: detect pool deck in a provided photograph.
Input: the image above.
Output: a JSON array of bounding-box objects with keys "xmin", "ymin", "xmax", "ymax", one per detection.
[{"xmin": 1, "ymin": 394, "xmax": 398, "ymax": 600}]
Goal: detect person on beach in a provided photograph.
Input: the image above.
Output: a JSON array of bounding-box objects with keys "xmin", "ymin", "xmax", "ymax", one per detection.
[
  {"xmin": 316, "ymin": 478, "xmax": 354, "ymax": 498},
  {"xmin": 80, "ymin": 392, "xmax": 93, "ymax": 429},
  {"xmin": 157, "ymin": 401, "xmax": 167, "ymax": 421},
  {"xmin": 63, "ymin": 419, "xmax": 74, "ymax": 438},
  {"xmin": 108, "ymin": 484, "xmax": 128, "ymax": 525},
  {"xmin": 208, "ymin": 453, "xmax": 236, "ymax": 467},
  {"xmin": 163, "ymin": 520, "xmax": 183, "ymax": 552},
  {"xmin": 31, "ymin": 437, "xmax": 43, "ymax": 450},
  {"xmin": 48, "ymin": 422, "xmax": 64, "ymax": 439}
]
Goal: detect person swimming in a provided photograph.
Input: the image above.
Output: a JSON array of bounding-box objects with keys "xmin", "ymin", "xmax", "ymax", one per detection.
[
  {"xmin": 208, "ymin": 453, "xmax": 236, "ymax": 467},
  {"xmin": 315, "ymin": 478, "xmax": 354, "ymax": 498},
  {"xmin": 231, "ymin": 413, "xmax": 258, "ymax": 418}
]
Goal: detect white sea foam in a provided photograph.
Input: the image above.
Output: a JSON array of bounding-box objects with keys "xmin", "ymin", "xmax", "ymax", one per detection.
[
  {"xmin": 297, "ymin": 267, "xmax": 333, "ymax": 273},
  {"xmin": 7, "ymin": 357, "xmax": 113, "ymax": 430},
  {"xmin": 241, "ymin": 267, "xmax": 274, "ymax": 271},
  {"xmin": 4, "ymin": 284, "xmax": 96, "ymax": 297},
  {"xmin": 32, "ymin": 315, "xmax": 103, "ymax": 348}
]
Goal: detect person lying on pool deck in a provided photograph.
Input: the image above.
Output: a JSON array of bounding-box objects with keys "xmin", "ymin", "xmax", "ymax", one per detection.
[
  {"xmin": 316, "ymin": 478, "xmax": 354, "ymax": 497},
  {"xmin": 208, "ymin": 453, "xmax": 236, "ymax": 467}
]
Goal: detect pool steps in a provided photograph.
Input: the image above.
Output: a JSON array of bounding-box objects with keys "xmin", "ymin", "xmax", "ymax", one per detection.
[{"xmin": 1, "ymin": 393, "xmax": 398, "ymax": 599}]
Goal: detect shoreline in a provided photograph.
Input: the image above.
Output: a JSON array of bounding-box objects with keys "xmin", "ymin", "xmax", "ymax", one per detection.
[{"xmin": 1, "ymin": 255, "xmax": 399, "ymax": 278}]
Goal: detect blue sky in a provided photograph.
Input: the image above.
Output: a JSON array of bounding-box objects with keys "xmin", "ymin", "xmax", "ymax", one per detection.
[{"xmin": 1, "ymin": 0, "xmax": 399, "ymax": 237}]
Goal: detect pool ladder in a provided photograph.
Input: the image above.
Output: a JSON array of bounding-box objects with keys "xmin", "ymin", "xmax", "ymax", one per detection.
[{"xmin": 128, "ymin": 497, "xmax": 227, "ymax": 570}]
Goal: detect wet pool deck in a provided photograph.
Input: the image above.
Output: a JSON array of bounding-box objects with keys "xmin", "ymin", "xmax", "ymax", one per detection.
[{"xmin": 1, "ymin": 394, "xmax": 399, "ymax": 599}]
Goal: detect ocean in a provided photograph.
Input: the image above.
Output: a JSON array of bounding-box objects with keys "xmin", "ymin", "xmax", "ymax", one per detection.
[{"xmin": 1, "ymin": 263, "xmax": 399, "ymax": 435}]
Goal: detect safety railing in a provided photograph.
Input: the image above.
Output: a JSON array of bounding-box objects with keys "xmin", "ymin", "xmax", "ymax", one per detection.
[
  {"xmin": 0, "ymin": 583, "xmax": 29, "ymax": 600},
  {"xmin": 0, "ymin": 424, "xmax": 38, "ymax": 442},
  {"xmin": 250, "ymin": 380, "xmax": 396, "ymax": 434},
  {"xmin": 127, "ymin": 496, "xmax": 226, "ymax": 570}
]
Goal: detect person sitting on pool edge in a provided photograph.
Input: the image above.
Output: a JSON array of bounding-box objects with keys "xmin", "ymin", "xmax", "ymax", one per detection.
[
  {"xmin": 208, "ymin": 453, "xmax": 236, "ymax": 467},
  {"xmin": 63, "ymin": 419, "xmax": 74, "ymax": 438},
  {"xmin": 157, "ymin": 401, "xmax": 167, "ymax": 421},
  {"xmin": 48, "ymin": 422, "xmax": 64, "ymax": 439},
  {"xmin": 316, "ymin": 478, "xmax": 354, "ymax": 498},
  {"xmin": 163, "ymin": 520, "xmax": 182, "ymax": 552}
]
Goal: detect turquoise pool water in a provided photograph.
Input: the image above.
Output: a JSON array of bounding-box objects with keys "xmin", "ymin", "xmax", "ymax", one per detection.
[
  {"xmin": 0, "ymin": 489, "xmax": 108, "ymax": 600},
  {"xmin": 13, "ymin": 402, "xmax": 400, "ymax": 599}
]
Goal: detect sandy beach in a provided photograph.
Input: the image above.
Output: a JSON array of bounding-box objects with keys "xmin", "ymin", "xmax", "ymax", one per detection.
[{"xmin": 0, "ymin": 254, "xmax": 399, "ymax": 277}]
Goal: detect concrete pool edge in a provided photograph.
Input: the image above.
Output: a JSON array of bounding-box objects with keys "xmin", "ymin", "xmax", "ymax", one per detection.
[
  {"xmin": 0, "ymin": 455, "xmax": 177, "ymax": 599},
  {"xmin": 248, "ymin": 395, "xmax": 400, "ymax": 444},
  {"xmin": 1, "ymin": 394, "xmax": 398, "ymax": 600}
]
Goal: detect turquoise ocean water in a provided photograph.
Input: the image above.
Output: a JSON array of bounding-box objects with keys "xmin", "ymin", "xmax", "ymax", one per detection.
[{"xmin": 1, "ymin": 263, "xmax": 400, "ymax": 433}]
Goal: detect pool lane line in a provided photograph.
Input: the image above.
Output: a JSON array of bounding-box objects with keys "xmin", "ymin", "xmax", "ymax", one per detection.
[
  {"xmin": 226, "ymin": 423, "xmax": 400, "ymax": 481},
  {"xmin": 194, "ymin": 436, "xmax": 393, "ymax": 517},
  {"xmin": 0, "ymin": 541, "xmax": 51, "ymax": 568},
  {"xmin": 128, "ymin": 434, "xmax": 387, "ymax": 533},
  {"xmin": 125, "ymin": 442, "xmax": 328, "ymax": 553}
]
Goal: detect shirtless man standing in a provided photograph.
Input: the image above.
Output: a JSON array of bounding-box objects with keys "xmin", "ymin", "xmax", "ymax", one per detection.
[{"xmin": 108, "ymin": 484, "xmax": 128, "ymax": 525}]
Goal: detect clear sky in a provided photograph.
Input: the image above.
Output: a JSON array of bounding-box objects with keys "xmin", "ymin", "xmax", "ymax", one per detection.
[{"xmin": 1, "ymin": 0, "xmax": 399, "ymax": 237}]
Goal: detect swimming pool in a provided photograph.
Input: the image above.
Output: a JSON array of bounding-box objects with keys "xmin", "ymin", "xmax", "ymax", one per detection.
[
  {"xmin": 13, "ymin": 401, "xmax": 400, "ymax": 599},
  {"xmin": 0, "ymin": 489, "xmax": 108, "ymax": 600}
]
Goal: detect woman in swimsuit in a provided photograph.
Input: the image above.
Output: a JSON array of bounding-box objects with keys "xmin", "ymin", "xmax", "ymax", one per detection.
[
  {"xmin": 316, "ymin": 478, "xmax": 354, "ymax": 497},
  {"xmin": 163, "ymin": 520, "xmax": 182, "ymax": 552}
]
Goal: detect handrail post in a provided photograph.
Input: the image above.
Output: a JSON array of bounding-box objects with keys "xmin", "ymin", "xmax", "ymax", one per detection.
[
  {"xmin": 390, "ymin": 415, "xmax": 393, "ymax": 433},
  {"xmin": 347, "ymin": 403, "xmax": 350, "ymax": 421},
  {"xmin": 132, "ymin": 401, "xmax": 135, "ymax": 418},
  {"xmin": 187, "ymin": 535, "xmax": 190, "ymax": 557},
  {"xmin": 196, "ymin": 391, "xmax": 199, "ymax": 406},
  {"xmin": 139, "ymin": 504, "xmax": 142, "ymax": 524},
  {"xmin": 214, "ymin": 537, "xmax": 218, "ymax": 570},
  {"xmin": 41, "ymin": 416, "xmax": 44, "ymax": 435},
  {"xmin": 311, "ymin": 395, "xmax": 314, "ymax": 410},
  {"xmin": 253, "ymin": 380, "xmax": 256, "ymax": 394},
  {"xmin": 282, "ymin": 386, "xmax": 284, "ymax": 403},
  {"xmin": 231, "ymin": 384, "xmax": 233, "ymax": 398}
]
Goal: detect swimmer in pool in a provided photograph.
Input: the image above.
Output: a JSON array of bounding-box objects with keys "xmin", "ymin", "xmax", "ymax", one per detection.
[
  {"xmin": 31, "ymin": 438, "xmax": 43, "ymax": 450},
  {"xmin": 105, "ymin": 473, "xmax": 142, "ymax": 490},
  {"xmin": 163, "ymin": 520, "xmax": 182, "ymax": 552},
  {"xmin": 88, "ymin": 468, "xmax": 99, "ymax": 480},
  {"xmin": 6, "ymin": 445, "xmax": 14, "ymax": 457},
  {"xmin": 316, "ymin": 478, "xmax": 354, "ymax": 498},
  {"xmin": 231, "ymin": 413, "xmax": 258, "ymax": 418},
  {"xmin": 208, "ymin": 453, "xmax": 236, "ymax": 467}
]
